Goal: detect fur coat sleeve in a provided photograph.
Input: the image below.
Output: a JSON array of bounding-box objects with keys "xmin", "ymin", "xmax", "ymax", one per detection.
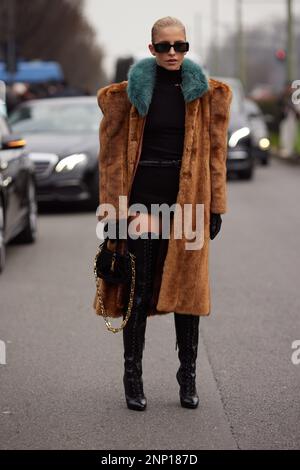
[
  {"xmin": 209, "ymin": 80, "xmax": 233, "ymax": 214},
  {"xmin": 96, "ymin": 83, "xmax": 131, "ymax": 223}
]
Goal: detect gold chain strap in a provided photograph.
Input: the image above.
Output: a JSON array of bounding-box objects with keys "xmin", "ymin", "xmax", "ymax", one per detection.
[{"xmin": 93, "ymin": 243, "xmax": 136, "ymax": 333}]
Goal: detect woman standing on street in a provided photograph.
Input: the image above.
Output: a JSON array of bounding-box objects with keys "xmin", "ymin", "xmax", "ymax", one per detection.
[{"xmin": 93, "ymin": 16, "xmax": 232, "ymax": 411}]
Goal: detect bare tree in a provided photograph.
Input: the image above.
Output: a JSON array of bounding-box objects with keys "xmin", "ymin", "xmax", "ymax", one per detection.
[
  {"xmin": 205, "ymin": 16, "xmax": 300, "ymax": 93},
  {"xmin": 0, "ymin": 0, "xmax": 108, "ymax": 92}
]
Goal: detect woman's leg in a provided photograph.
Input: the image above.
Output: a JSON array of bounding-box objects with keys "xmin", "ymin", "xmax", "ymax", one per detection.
[
  {"xmin": 122, "ymin": 212, "xmax": 162, "ymax": 411},
  {"xmin": 174, "ymin": 313, "xmax": 200, "ymax": 409}
]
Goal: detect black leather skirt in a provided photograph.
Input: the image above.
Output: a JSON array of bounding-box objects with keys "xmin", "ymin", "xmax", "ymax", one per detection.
[{"xmin": 129, "ymin": 159, "xmax": 182, "ymax": 213}]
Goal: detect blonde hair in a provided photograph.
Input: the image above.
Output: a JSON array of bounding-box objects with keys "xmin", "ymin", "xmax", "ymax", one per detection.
[{"xmin": 151, "ymin": 16, "xmax": 186, "ymax": 43}]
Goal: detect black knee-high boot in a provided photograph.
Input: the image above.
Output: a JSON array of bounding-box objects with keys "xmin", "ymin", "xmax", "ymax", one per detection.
[
  {"xmin": 174, "ymin": 313, "xmax": 200, "ymax": 409},
  {"xmin": 122, "ymin": 232, "xmax": 161, "ymax": 411}
]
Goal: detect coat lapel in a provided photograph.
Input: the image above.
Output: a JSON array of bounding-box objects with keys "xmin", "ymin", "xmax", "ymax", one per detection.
[{"xmin": 126, "ymin": 57, "xmax": 209, "ymax": 116}]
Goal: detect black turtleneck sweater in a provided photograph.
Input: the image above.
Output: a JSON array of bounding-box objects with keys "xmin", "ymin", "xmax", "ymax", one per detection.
[{"xmin": 139, "ymin": 63, "xmax": 185, "ymax": 162}]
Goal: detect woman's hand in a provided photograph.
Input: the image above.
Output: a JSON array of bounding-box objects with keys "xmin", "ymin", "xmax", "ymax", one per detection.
[{"xmin": 210, "ymin": 213, "xmax": 222, "ymax": 240}]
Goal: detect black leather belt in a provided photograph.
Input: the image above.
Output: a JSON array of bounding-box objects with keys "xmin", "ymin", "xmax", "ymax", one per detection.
[{"xmin": 138, "ymin": 159, "xmax": 182, "ymax": 167}]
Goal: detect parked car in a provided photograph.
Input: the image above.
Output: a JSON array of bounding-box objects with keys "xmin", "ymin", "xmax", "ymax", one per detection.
[
  {"xmin": 0, "ymin": 114, "xmax": 38, "ymax": 273},
  {"xmin": 213, "ymin": 76, "xmax": 255, "ymax": 180},
  {"xmin": 8, "ymin": 96, "xmax": 102, "ymax": 207},
  {"xmin": 244, "ymin": 98, "xmax": 270, "ymax": 165}
]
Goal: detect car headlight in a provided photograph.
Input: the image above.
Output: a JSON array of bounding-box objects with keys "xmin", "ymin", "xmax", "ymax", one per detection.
[
  {"xmin": 55, "ymin": 153, "xmax": 87, "ymax": 172},
  {"xmin": 228, "ymin": 127, "xmax": 250, "ymax": 148},
  {"xmin": 258, "ymin": 138, "xmax": 270, "ymax": 150}
]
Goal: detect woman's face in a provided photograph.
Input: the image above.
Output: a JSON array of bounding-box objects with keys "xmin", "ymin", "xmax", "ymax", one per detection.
[{"xmin": 149, "ymin": 26, "xmax": 187, "ymax": 71}]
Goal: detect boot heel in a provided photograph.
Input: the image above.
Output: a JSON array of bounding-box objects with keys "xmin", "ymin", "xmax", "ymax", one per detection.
[
  {"xmin": 123, "ymin": 373, "xmax": 147, "ymax": 411},
  {"xmin": 176, "ymin": 369, "xmax": 199, "ymax": 409}
]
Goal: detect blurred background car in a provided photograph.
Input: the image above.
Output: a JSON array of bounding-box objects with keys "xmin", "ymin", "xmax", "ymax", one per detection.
[
  {"xmin": 8, "ymin": 96, "xmax": 102, "ymax": 208},
  {"xmin": 0, "ymin": 112, "xmax": 37, "ymax": 273},
  {"xmin": 214, "ymin": 76, "xmax": 255, "ymax": 180},
  {"xmin": 245, "ymin": 98, "xmax": 271, "ymax": 165}
]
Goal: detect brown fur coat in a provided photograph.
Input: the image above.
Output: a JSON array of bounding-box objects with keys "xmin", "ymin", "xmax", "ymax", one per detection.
[{"xmin": 93, "ymin": 57, "xmax": 232, "ymax": 318}]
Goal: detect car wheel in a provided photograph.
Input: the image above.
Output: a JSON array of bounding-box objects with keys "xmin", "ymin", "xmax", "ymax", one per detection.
[
  {"xmin": 261, "ymin": 156, "xmax": 269, "ymax": 166},
  {"xmin": 0, "ymin": 198, "xmax": 5, "ymax": 273},
  {"xmin": 15, "ymin": 178, "xmax": 38, "ymax": 243},
  {"xmin": 238, "ymin": 166, "xmax": 254, "ymax": 180}
]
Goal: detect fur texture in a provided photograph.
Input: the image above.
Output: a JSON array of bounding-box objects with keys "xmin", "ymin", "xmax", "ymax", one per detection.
[
  {"xmin": 93, "ymin": 58, "xmax": 232, "ymax": 318},
  {"xmin": 127, "ymin": 57, "xmax": 209, "ymax": 116}
]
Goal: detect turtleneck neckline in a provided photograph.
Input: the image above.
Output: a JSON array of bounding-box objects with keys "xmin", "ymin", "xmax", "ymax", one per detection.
[{"xmin": 155, "ymin": 63, "xmax": 182, "ymax": 85}]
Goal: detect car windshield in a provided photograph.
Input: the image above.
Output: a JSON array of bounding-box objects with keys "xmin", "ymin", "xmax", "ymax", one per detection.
[
  {"xmin": 230, "ymin": 90, "xmax": 243, "ymax": 115},
  {"xmin": 224, "ymin": 82, "xmax": 244, "ymax": 116},
  {"xmin": 212, "ymin": 76, "xmax": 245, "ymax": 116},
  {"xmin": 8, "ymin": 100, "xmax": 102, "ymax": 134}
]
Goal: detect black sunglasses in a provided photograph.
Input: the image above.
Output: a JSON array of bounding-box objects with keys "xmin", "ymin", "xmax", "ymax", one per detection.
[{"xmin": 153, "ymin": 41, "xmax": 189, "ymax": 53}]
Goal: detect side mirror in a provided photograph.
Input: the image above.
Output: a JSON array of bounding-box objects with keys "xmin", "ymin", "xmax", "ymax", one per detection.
[{"xmin": 1, "ymin": 134, "xmax": 26, "ymax": 150}]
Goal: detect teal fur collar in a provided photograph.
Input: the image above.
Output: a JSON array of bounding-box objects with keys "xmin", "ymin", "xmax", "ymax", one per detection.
[{"xmin": 126, "ymin": 57, "xmax": 209, "ymax": 116}]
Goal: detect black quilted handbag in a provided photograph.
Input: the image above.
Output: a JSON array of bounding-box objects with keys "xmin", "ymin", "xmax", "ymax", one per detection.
[
  {"xmin": 95, "ymin": 238, "xmax": 133, "ymax": 285},
  {"xmin": 93, "ymin": 237, "xmax": 136, "ymax": 333}
]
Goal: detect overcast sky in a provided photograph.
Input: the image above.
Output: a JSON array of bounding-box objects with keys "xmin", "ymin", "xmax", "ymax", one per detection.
[{"xmin": 84, "ymin": 0, "xmax": 300, "ymax": 79}]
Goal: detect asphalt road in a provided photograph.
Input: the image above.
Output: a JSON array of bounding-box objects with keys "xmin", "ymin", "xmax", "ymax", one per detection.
[{"xmin": 0, "ymin": 157, "xmax": 299, "ymax": 450}]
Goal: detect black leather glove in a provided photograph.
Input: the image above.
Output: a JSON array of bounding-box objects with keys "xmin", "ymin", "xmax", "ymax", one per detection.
[{"xmin": 210, "ymin": 213, "xmax": 222, "ymax": 240}]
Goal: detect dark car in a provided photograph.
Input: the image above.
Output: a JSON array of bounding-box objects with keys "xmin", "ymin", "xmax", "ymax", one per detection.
[
  {"xmin": 244, "ymin": 98, "xmax": 271, "ymax": 165},
  {"xmin": 0, "ymin": 114, "xmax": 38, "ymax": 273},
  {"xmin": 213, "ymin": 76, "xmax": 255, "ymax": 180},
  {"xmin": 8, "ymin": 96, "xmax": 102, "ymax": 206}
]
